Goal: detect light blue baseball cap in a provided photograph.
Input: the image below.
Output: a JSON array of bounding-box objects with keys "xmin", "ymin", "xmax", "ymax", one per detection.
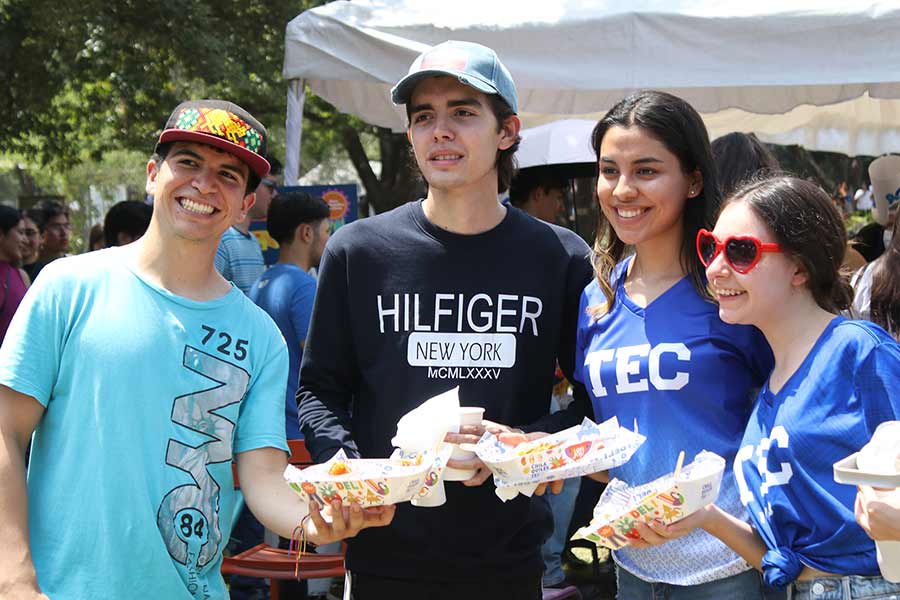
[{"xmin": 391, "ymin": 40, "xmax": 518, "ymax": 114}]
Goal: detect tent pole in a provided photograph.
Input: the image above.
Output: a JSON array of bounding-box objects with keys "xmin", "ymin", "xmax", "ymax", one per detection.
[{"xmin": 285, "ymin": 78, "xmax": 306, "ymax": 186}]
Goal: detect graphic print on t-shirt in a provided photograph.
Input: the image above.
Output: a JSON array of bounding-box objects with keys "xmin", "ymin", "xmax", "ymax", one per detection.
[
  {"xmin": 157, "ymin": 344, "xmax": 250, "ymax": 589},
  {"xmin": 377, "ymin": 292, "xmax": 543, "ymax": 381}
]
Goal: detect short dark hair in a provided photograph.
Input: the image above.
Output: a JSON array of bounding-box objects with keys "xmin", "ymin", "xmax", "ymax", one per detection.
[
  {"xmin": 0, "ymin": 205, "xmax": 22, "ymax": 234},
  {"xmin": 726, "ymin": 176, "xmax": 853, "ymax": 313},
  {"xmin": 266, "ymin": 155, "xmax": 283, "ymax": 177},
  {"xmin": 155, "ymin": 142, "xmax": 260, "ymax": 195},
  {"xmin": 405, "ymin": 89, "xmax": 520, "ymax": 195},
  {"xmin": 711, "ymin": 132, "xmax": 781, "ymax": 198},
  {"xmin": 36, "ymin": 200, "xmax": 69, "ymax": 224},
  {"xmin": 104, "ymin": 200, "xmax": 153, "ymax": 247},
  {"xmin": 89, "ymin": 223, "xmax": 104, "ymax": 249},
  {"xmin": 488, "ymin": 95, "xmax": 520, "ymax": 195},
  {"xmin": 266, "ymin": 192, "xmax": 330, "ymax": 245},
  {"xmin": 590, "ymin": 90, "xmax": 720, "ymax": 309},
  {"xmin": 23, "ymin": 207, "xmax": 45, "ymax": 231},
  {"xmin": 508, "ymin": 168, "xmax": 568, "ymax": 207}
]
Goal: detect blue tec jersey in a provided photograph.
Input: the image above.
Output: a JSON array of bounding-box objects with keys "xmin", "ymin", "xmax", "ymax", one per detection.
[
  {"xmin": 736, "ymin": 317, "xmax": 900, "ymax": 588},
  {"xmin": 575, "ymin": 259, "xmax": 773, "ymax": 585},
  {"xmin": 250, "ymin": 263, "xmax": 317, "ymax": 440}
]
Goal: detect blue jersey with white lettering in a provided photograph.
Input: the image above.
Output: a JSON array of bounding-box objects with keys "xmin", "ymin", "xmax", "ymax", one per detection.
[
  {"xmin": 0, "ymin": 248, "xmax": 288, "ymax": 600},
  {"xmin": 575, "ymin": 258, "xmax": 773, "ymax": 585},
  {"xmin": 736, "ymin": 317, "xmax": 900, "ymax": 588}
]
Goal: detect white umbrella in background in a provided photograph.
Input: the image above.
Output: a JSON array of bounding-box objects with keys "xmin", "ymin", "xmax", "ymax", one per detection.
[
  {"xmin": 517, "ymin": 120, "xmax": 596, "ymax": 170},
  {"xmin": 516, "ymin": 120, "xmax": 600, "ymax": 236}
]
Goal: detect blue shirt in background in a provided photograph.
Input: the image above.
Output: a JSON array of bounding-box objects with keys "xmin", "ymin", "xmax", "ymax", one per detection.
[
  {"xmin": 215, "ymin": 226, "xmax": 265, "ymax": 295},
  {"xmin": 250, "ymin": 263, "xmax": 317, "ymax": 440},
  {"xmin": 737, "ymin": 317, "xmax": 900, "ymax": 588},
  {"xmin": 575, "ymin": 258, "xmax": 773, "ymax": 585}
]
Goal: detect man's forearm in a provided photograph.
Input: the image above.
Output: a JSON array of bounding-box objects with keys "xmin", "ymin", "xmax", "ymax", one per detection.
[
  {"xmin": 0, "ymin": 431, "xmax": 41, "ymax": 593},
  {"xmin": 236, "ymin": 447, "xmax": 307, "ymax": 539}
]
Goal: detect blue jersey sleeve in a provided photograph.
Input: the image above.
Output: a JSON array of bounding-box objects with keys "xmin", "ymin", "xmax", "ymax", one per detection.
[
  {"xmin": 573, "ymin": 286, "xmax": 590, "ymax": 385},
  {"xmin": 857, "ymin": 340, "xmax": 900, "ymax": 431}
]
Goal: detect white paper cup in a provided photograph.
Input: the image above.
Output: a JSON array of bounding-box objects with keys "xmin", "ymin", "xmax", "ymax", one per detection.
[
  {"xmin": 444, "ymin": 407, "xmax": 485, "ymax": 481},
  {"xmin": 876, "ymin": 540, "xmax": 900, "ymax": 583}
]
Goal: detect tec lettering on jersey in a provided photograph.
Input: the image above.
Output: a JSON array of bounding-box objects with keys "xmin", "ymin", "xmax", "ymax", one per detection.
[
  {"xmin": 583, "ymin": 343, "xmax": 691, "ymax": 397},
  {"xmin": 735, "ymin": 425, "xmax": 793, "ymax": 528},
  {"xmin": 377, "ymin": 292, "xmax": 542, "ymax": 381}
]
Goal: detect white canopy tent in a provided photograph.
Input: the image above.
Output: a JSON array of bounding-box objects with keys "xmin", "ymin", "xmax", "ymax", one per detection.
[{"xmin": 283, "ymin": 0, "xmax": 900, "ymax": 184}]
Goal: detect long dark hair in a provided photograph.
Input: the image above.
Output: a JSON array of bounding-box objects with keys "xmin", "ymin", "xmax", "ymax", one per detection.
[
  {"xmin": 870, "ymin": 216, "xmax": 900, "ymax": 337},
  {"xmin": 589, "ymin": 90, "xmax": 720, "ymax": 312},
  {"xmin": 711, "ymin": 132, "xmax": 780, "ymax": 198},
  {"xmin": 727, "ymin": 176, "xmax": 853, "ymax": 313}
]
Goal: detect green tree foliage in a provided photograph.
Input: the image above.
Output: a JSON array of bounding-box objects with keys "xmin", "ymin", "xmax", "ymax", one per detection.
[
  {"xmin": 1, "ymin": 0, "xmax": 307, "ymax": 164},
  {"xmin": 0, "ymin": 0, "xmax": 421, "ymax": 218}
]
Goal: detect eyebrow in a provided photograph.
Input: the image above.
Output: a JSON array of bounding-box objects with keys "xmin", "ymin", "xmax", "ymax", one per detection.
[
  {"xmin": 409, "ymin": 96, "xmax": 484, "ymax": 114},
  {"xmin": 599, "ymin": 156, "xmax": 665, "ymax": 164}
]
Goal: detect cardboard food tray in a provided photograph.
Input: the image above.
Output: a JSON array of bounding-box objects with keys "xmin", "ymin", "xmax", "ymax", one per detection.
[
  {"xmin": 475, "ymin": 417, "xmax": 645, "ymax": 493},
  {"xmin": 572, "ymin": 451, "xmax": 725, "ymax": 550},
  {"xmin": 833, "ymin": 452, "xmax": 900, "ymax": 488},
  {"xmin": 284, "ymin": 445, "xmax": 453, "ymax": 508}
]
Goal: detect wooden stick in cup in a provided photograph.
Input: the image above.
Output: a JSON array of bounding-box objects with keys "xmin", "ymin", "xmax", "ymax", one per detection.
[{"xmin": 674, "ymin": 450, "xmax": 685, "ymax": 480}]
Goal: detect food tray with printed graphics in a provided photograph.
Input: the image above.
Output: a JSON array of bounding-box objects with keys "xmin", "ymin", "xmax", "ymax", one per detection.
[
  {"xmin": 572, "ymin": 451, "xmax": 725, "ymax": 550},
  {"xmin": 284, "ymin": 445, "xmax": 452, "ymax": 508},
  {"xmin": 474, "ymin": 417, "xmax": 645, "ymax": 500}
]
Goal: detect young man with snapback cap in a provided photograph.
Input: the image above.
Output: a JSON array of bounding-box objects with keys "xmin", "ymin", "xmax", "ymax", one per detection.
[
  {"xmin": 0, "ymin": 99, "xmax": 393, "ymax": 600},
  {"xmin": 298, "ymin": 41, "xmax": 593, "ymax": 598}
]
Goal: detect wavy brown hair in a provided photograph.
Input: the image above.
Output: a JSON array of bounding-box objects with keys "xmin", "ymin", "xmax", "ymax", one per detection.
[
  {"xmin": 589, "ymin": 91, "xmax": 720, "ymax": 315},
  {"xmin": 869, "ymin": 216, "xmax": 900, "ymax": 337}
]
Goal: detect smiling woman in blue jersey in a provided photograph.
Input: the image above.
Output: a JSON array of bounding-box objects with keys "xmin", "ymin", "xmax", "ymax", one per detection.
[
  {"xmin": 650, "ymin": 176, "xmax": 900, "ymax": 599},
  {"xmin": 576, "ymin": 91, "xmax": 774, "ymax": 599}
]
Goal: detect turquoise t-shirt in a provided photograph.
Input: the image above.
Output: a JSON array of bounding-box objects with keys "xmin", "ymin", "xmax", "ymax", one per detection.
[{"xmin": 0, "ymin": 247, "xmax": 288, "ymax": 600}]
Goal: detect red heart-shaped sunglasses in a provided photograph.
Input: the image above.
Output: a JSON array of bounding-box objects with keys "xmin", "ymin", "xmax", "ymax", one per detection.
[{"xmin": 696, "ymin": 229, "xmax": 782, "ymax": 274}]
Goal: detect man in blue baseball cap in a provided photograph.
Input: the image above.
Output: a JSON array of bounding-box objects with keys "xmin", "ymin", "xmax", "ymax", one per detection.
[{"xmin": 298, "ymin": 41, "xmax": 594, "ymax": 598}]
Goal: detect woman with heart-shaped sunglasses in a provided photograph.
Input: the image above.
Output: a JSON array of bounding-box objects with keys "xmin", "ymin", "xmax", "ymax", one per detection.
[{"xmin": 652, "ymin": 176, "xmax": 900, "ymax": 599}]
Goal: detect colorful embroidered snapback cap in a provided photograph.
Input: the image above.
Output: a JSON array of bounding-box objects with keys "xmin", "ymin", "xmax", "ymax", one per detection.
[
  {"xmin": 157, "ymin": 99, "xmax": 270, "ymax": 178},
  {"xmin": 391, "ymin": 40, "xmax": 518, "ymax": 114}
]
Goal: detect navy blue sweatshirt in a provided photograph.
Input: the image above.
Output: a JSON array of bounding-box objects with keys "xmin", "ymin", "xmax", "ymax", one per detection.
[{"xmin": 298, "ymin": 200, "xmax": 593, "ymax": 582}]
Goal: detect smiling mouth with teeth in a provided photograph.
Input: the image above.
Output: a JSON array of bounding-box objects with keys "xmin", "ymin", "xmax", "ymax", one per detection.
[
  {"xmin": 616, "ymin": 207, "xmax": 646, "ymax": 219},
  {"xmin": 716, "ymin": 288, "xmax": 746, "ymax": 297},
  {"xmin": 431, "ymin": 154, "xmax": 462, "ymax": 161},
  {"xmin": 179, "ymin": 198, "xmax": 215, "ymax": 215}
]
